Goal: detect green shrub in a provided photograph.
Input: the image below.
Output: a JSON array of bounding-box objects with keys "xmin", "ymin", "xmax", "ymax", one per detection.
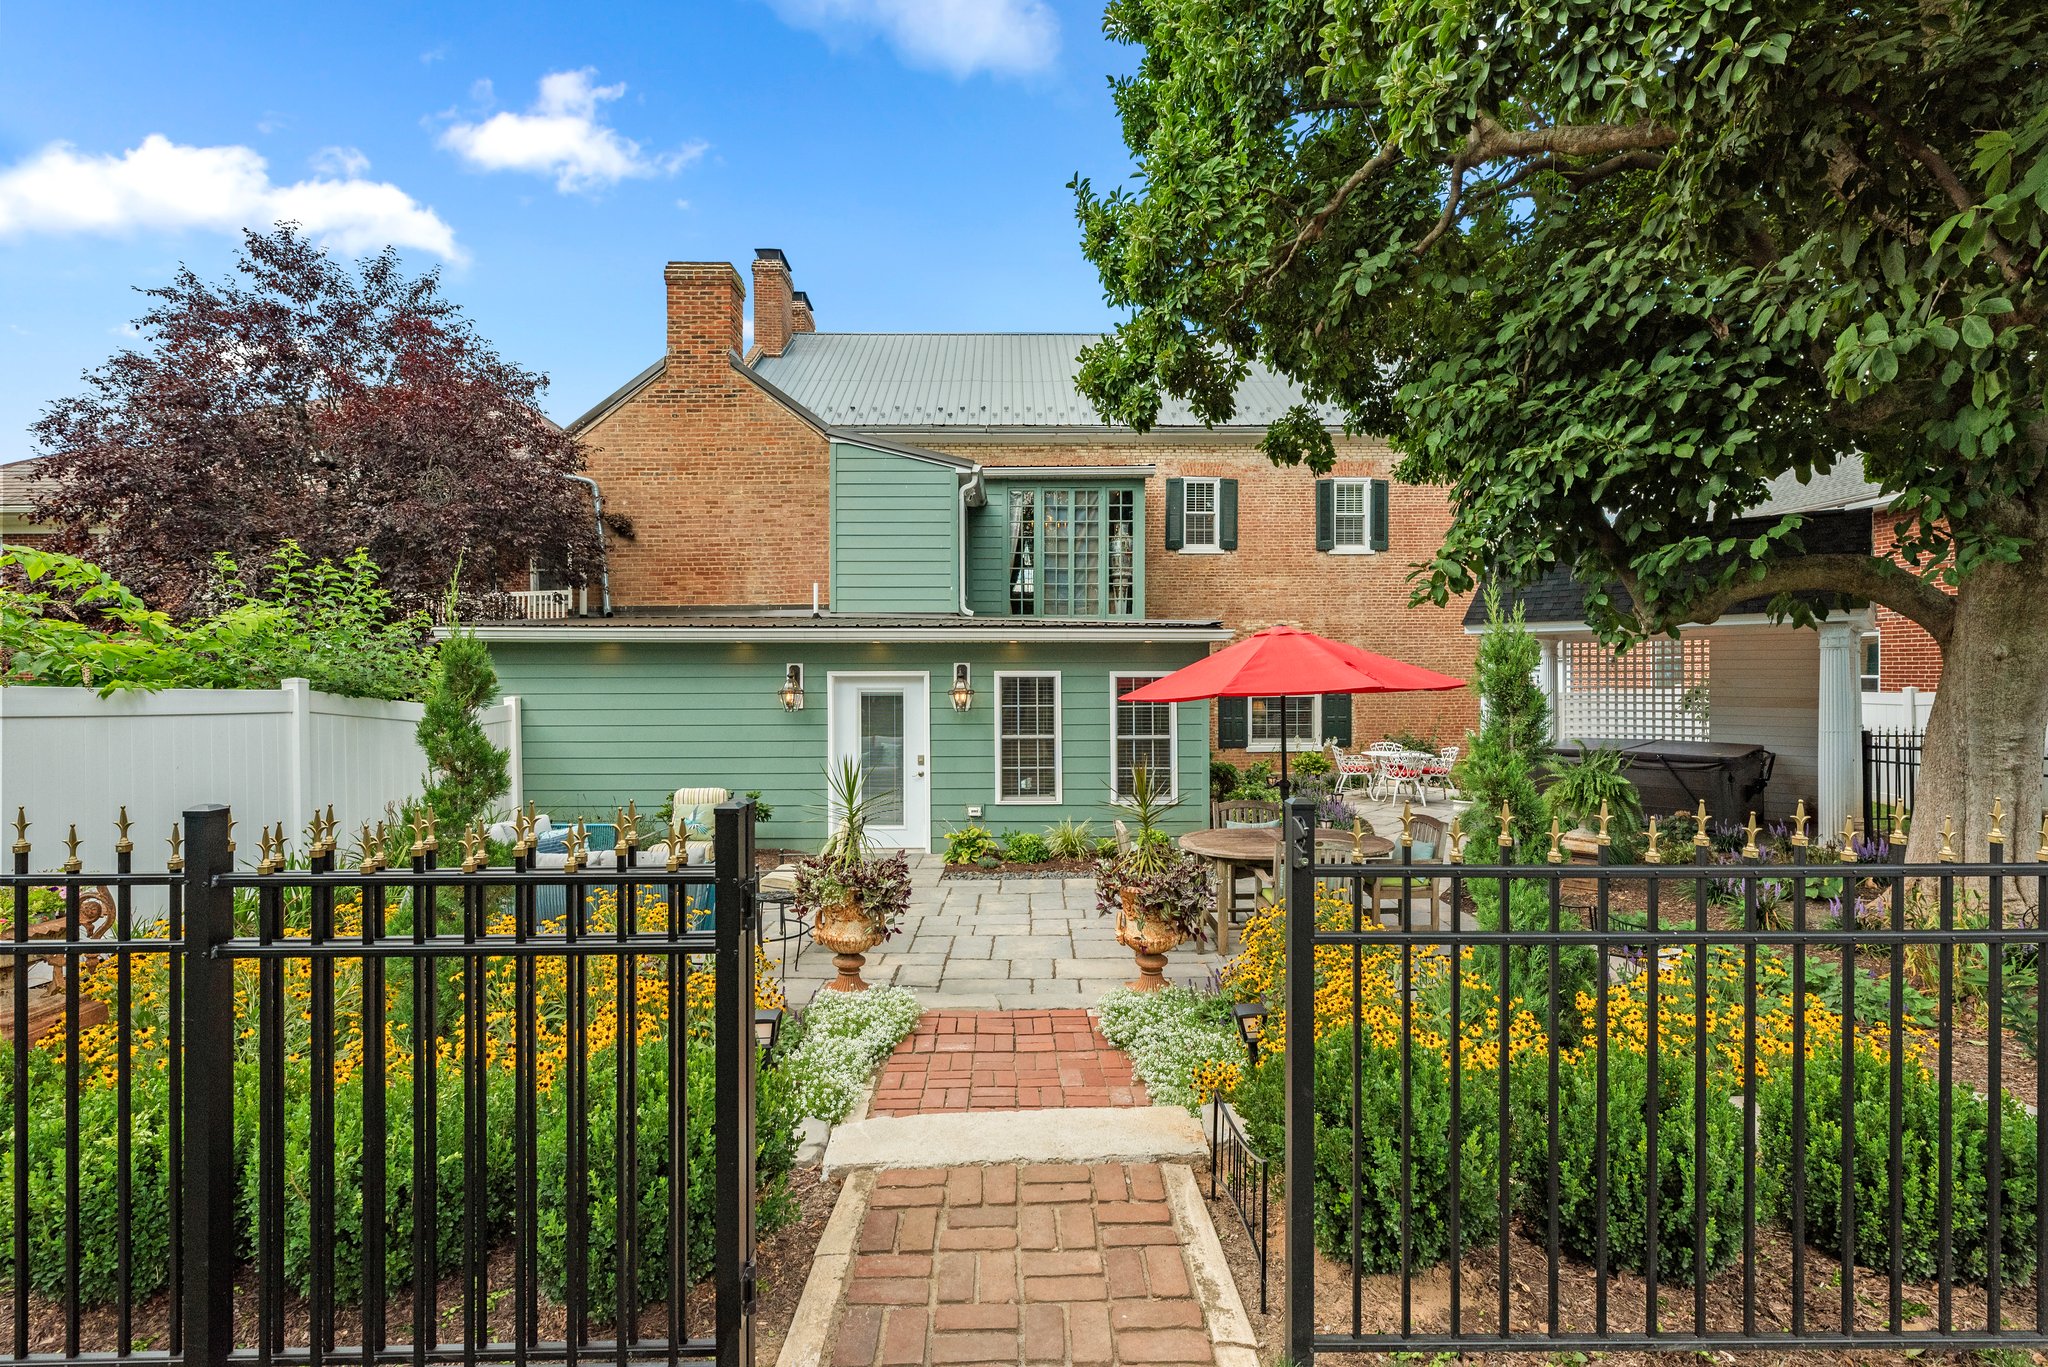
[
  {"xmin": 1000, "ymin": 830, "xmax": 1052, "ymax": 864},
  {"xmin": 941, "ymin": 825, "xmax": 1000, "ymax": 866},
  {"xmin": 1455, "ymin": 587, "xmax": 1549, "ymax": 855},
  {"xmin": 1046, "ymin": 819, "xmax": 1096, "ymax": 861},
  {"xmin": 1759, "ymin": 1041, "xmax": 2039, "ymax": 1284},
  {"xmin": 1290, "ymin": 750, "xmax": 1333, "ymax": 778},
  {"xmin": 1209, "ymin": 759, "xmax": 1241, "ymax": 802},
  {"xmin": 1456, "ymin": 879, "xmax": 1604, "ymax": 1049},
  {"xmin": 418, "ymin": 626, "xmax": 510, "ymax": 834},
  {"xmin": 1229, "ymin": 762, "xmax": 1279, "ymax": 801},
  {"xmin": 1096, "ymin": 986, "xmax": 1244, "ymax": 1112}
]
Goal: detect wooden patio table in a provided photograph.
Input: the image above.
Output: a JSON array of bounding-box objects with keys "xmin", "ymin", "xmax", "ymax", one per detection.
[{"xmin": 1178, "ymin": 825, "xmax": 1393, "ymax": 954}]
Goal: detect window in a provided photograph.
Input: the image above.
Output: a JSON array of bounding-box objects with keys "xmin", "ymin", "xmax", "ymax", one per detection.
[
  {"xmin": 996, "ymin": 673, "xmax": 1060, "ymax": 802},
  {"xmin": 1861, "ymin": 632, "xmax": 1881, "ymax": 693},
  {"xmin": 1107, "ymin": 490, "xmax": 1137, "ymax": 616},
  {"xmin": 1332, "ymin": 478, "xmax": 1370, "ymax": 550},
  {"xmin": 1181, "ymin": 478, "xmax": 1219, "ymax": 550},
  {"xmin": 1249, "ymin": 697, "xmax": 1318, "ymax": 749},
  {"xmin": 1113, "ymin": 675, "xmax": 1176, "ymax": 800},
  {"xmin": 1000, "ymin": 483, "xmax": 1140, "ymax": 617},
  {"xmin": 1006, "ymin": 489, "xmax": 1037, "ymax": 614}
]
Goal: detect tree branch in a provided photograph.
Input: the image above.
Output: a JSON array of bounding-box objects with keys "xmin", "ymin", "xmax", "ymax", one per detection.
[
  {"xmin": 1263, "ymin": 141, "xmax": 1402, "ymax": 284},
  {"xmin": 1671, "ymin": 552, "xmax": 1957, "ymax": 643},
  {"xmin": 1839, "ymin": 93, "xmax": 2024, "ymax": 285},
  {"xmin": 1411, "ymin": 154, "xmax": 1471, "ymax": 256}
]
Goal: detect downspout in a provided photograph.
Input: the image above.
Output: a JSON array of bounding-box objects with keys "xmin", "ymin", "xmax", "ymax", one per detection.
[
  {"xmin": 563, "ymin": 474, "xmax": 613, "ymax": 617},
  {"xmin": 957, "ymin": 466, "xmax": 984, "ymax": 616}
]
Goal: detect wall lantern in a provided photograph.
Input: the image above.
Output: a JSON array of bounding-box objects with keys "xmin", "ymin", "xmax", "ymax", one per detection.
[
  {"xmin": 1232, "ymin": 1001, "xmax": 1267, "ymax": 1066},
  {"xmin": 950, "ymin": 663, "xmax": 975, "ymax": 713},
  {"xmin": 778, "ymin": 664, "xmax": 805, "ymax": 712}
]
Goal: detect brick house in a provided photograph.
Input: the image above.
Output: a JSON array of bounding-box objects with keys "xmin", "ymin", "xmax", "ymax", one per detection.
[{"xmin": 473, "ymin": 249, "xmax": 1482, "ymax": 847}]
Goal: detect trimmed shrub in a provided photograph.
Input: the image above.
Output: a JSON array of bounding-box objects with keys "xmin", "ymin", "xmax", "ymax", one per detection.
[{"xmin": 999, "ymin": 830, "xmax": 1052, "ymax": 864}]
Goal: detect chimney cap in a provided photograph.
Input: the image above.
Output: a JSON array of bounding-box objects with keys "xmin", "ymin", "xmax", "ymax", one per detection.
[
  {"xmin": 754, "ymin": 247, "xmax": 790, "ymax": 267},
  {"xmin": 793, "ymin": 290, "xmax": 812, "ymax": 306}
]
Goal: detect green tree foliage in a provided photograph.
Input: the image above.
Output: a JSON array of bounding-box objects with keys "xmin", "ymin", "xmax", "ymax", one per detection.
[
  {"xmin": 1072, "ymin": 0, "xmax": 2048, "ymax": 859},
  {"xmin": 416, "ymin": 627, "xmax": 510, "ymax": 833},
  {"xmin": 1455, "ymin": 588, "xmax": 1549, "ymax": 855},
  {"xmin": 1, "ymin": 543, "xmax": 433, "ymax": 700}
]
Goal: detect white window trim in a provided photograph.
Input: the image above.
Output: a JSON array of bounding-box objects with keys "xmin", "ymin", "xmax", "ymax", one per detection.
[
  {"xmin": 1246, "ymin": 695, "xmax": 1321, "ymax": 753},
  {"xmin": 1178, "ymin": 477, "xmax": 1221, "ymax": 553},
  {"xmin": 993, "ymin": 670, "xmax": 1062, "ymax": 805},
  {"xmin": 1327, "ymin": 477, "xmax": 1377, "ymax": 555},
  {"xmin": 1109, "ymin": 674, "xmax": 1179, "ymax": 805}
]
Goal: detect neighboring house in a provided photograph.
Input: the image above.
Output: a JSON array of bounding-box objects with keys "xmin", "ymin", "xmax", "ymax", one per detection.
[
  {"xmin": 0, "ymin": 456, "xmax": 56, "ymax": 547},
  {"xmin": 476, "ymin": 250, "xmax": 1481, "ymax": 848},
  {"xmin": 1478, "ymin": 464, "xmax": 1904, "ymax": 839}
]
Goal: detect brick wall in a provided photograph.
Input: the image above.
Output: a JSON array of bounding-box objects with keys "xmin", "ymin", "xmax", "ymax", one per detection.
[
  {"xmin": 1872, "ymin": 510, "xmax": 1948, "ymax": 692},
  {"xmin": 576, "ymin": 262, "xmax": 832, "ymax": 609},
  {"xmin": 918, "ymin": 437, "xmax": 1481, "ymax": 755}
]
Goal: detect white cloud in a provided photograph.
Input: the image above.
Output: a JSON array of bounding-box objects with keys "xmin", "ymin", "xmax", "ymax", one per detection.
[
  {"xmin": 766, "ymin": 0, "xmax": 1058, "ymax": 77},
  {"xmin": 311, "ymin": 145, "xmax": 370, "ymax": 177},
  {"xmin": 438, "ymin": 68, "xmax": 705, "ymax": 193},
  {"xmin": 0, "ymin": 134, "xmax": 463, "ymax": 260}
]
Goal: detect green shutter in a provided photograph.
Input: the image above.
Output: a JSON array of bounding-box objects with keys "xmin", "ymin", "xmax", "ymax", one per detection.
[
  {"xmin": 1320, "ymin": 692, "xmax": 1352, "ymax": 745},
  {"xmin": 1217, "ymin": 697, "xmax": 1248, "ymax": 749},
  {"xmin": 1164, "ymin": 477, "xmax": 1185, "ymax": 551},
  {"xmin": 1315, "ymin": 479, "xmax": 1335, "ymax": 551},
  {"xmin": 1219, "ymin": 478, "xmax": 1239, "ymax": 551},
  {"xmin": 1369, "ymin": 478, "xmax": 1390, "ymax": 552}
]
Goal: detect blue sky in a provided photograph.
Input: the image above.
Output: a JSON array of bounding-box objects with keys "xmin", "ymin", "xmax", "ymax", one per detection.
[{"xmin": 0, "ymin": 1, "xmax": 1141, "ymax": 449}]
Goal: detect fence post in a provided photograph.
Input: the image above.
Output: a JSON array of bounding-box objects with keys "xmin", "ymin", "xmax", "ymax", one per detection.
[
  {"xmin": 714, "ymin": 798, "xmax": 758, "ymax": 1367},
  {"xmin": 180, "ymin": 806, "xmax": 236, "ymax": 1367},
  {"xmin": 1282, "ymin": 795, "xmax": 1317, "ymax": 1366}
]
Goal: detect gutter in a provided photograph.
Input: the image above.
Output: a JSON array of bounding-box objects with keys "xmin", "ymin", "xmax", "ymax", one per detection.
[
  {"xmin": 957, "ymin": 466, "xmax": 984, "ymax": 616},
  {"xmin": 563, "ymin": 474, "xmax": 613, "ymax": 617},
  {"xmin": 465, "ymin": 622, "xmax": 1234, "ymax": 645}
]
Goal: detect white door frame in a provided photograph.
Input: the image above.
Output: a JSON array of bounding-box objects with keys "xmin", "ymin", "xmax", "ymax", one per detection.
[{"xmin": 826, "ymin": 671, "xmax": 932, "ymax": 850}]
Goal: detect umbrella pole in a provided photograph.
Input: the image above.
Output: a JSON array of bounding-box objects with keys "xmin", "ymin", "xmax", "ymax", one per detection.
[{"xmin": 1277, "ymin": 695, "xmax": 1291, "ymax": 799}]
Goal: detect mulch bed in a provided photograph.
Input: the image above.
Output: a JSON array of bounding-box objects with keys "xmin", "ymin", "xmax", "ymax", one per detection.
[
  {"xmin": 1191, "ymin": 1154, "xmax": 2048, "ymax": 1365},
  {"xmin": 938, "ymin": 859, "xmax": 1096, "ymax": 880},
  {"xmin": 6, "ymin": 1166, "xmax": 845, "ymax": 1367}
]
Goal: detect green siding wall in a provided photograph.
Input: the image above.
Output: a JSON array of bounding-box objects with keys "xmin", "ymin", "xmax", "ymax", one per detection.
[
  {"xmin": 487, "ymin": 638, "xmax": 1211, "ymax": 849},
  {"xmin": 830, "ymin": 442, "xmax": 959, "ymax": 612}
]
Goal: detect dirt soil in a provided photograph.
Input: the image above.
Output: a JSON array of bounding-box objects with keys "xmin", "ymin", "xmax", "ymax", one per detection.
[
  {"xmin": 1191, "ymin": 1155, "xmax": 2048, "ymax": 1365},
  {"xmin": 7, "ymin": 1166, "xmax": 844, "ymax": 1366}
]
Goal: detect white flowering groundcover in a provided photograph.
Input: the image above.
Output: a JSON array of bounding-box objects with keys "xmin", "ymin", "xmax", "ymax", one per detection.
[
  {"xmin": 779, "ymin": 985, "xmax": 923, "ymax": 1122},
  {"xmin": 1096, "ymin": 985, "xmax": 1246, "ymax": 1113}
]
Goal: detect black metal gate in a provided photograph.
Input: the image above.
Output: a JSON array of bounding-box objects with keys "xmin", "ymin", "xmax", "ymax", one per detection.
[
  {"xmin": 5, "ymin": 799, "xmax": 760, "ymax": 1367},
  {"xmin": 1279, "ymin": 795, "xmax": 2048, "ymax": 1357}
]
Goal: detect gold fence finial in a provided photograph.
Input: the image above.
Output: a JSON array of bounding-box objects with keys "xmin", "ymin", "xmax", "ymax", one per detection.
[
  {"xmin": 625, "ymin": 800, "xmax": 640, "ymax": 850},
  {"xmin": 166, "ymin": 824, "xmax": 183, "ymax": 872},
  {"xmin": 1841, "ymin": 814, "xmax": 1857, "ymax": 851},
  {"xmin": 1742, "ymin": 812, "xmax": 1761, "ymax": 860},
  {"xmin": 422, "ymin": 807, "xmax": 438, "ymax": 852},
  {"xmin": 1646, "ymin": 816, "xmax": 1663, "ymax": 864},
  {"xmin": 1939, "ymin": 816, "xmax": 1957, "ymax": 863},
  {"xmin": 1400, "ymin": 801, "xmax": 1415, "ymax": 847},
  {"xmin": 1497, "ymin": 799, "xmax": 1514, "ymax": 850},
  {"xmin": 1546, "ymin": 815, "xmax": 1564, "ymax": 865},
  {"xmin": 11, "ymin": 806, "xmax": 27, "ymax": 856},
  {"xmin": 666, "ymin": 821, "xmax": 684, "ymax": 872},
  {"xmin": 615, "ymin": 806, "xmax": 629, "ymax": 851},
  {"xmin": 324, "ymin": 804, "xmax": 337, "ymax": 850},
  {"xmin": 274, "ymin": 821, "xmax": 287, "ymax": 868},
  {"xmin": 410, "ymin": 812, "xmax": 429, "ymax": 860},
  {"xmin": 115, "ymin": 805, "xmax": 133, "ymax": 856},
  {"xmin": 1790, "ymin": 799, "xmax": 1809, "ymax": 848},
  {"xmin": 63, "ymin": 823, "xmax": 81, "ymax": 874},
  {"xmin": 1693, "ymin": 800, "xmax": 1711, "ymax": 848},
  {"xmin": 372, "ymin": 821, "xmax": 390, "ymax": 871},
  {"xmin": 358, "ymin": 823, "xmax": 377, "ymax": 876},
  {"xmin": 1989, "ymin": 798, "xmax": 2006, "ymax": 846},
  {"xmin": 1447, "ymin": 815, "xmax": 1463, "ymax": 865},
  {"xmin": 1596, "ymin": 799, "xmax": 1612, "ymax": 848},
  {"xmin": 226, "ymin": 816, "xmax": 237, "ymax": 857},
  {"xmin": 1891, "ymin": 800, "xmax": 1908, "ymax": 844},
  {"xmin": 256, "ymin": 826, "xmax": 276, "ymax": 875}
]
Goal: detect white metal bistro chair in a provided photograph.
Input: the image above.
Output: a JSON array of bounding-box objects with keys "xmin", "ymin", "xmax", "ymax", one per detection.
[
  {"xmin": 1364, "ymin": 742, "xmax": 1408, "ymax": 800},
  {"xmin": 1329, "ymin": 742, "xmax": 1377, "ymax": 796}
]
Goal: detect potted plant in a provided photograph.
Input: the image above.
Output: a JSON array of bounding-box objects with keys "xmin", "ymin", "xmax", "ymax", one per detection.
[
  {"xmin": 1543, "ymin": 741, "xmax": 1644, "ymax": 860},
  {"xmin": 794, "ymin": 759, "xmax": 912, "ymax": 992},
  {"xmin": 1094, "ymin": 766, "xmax": 1210, "ymax": 991}
]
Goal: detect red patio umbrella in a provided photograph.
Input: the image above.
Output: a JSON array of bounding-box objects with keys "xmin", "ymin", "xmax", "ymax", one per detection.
[{"xmin": 1118, "ymin": 625, "xmax": 1465, "ymax": 797}]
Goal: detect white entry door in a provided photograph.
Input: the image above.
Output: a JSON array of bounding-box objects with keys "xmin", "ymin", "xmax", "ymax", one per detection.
[{"xmin": 828, "ymin": 673, "xmax": 931, "ymax": 849}]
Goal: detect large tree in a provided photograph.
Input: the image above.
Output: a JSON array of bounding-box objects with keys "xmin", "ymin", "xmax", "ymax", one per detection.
[
  {"xmin": 31, "ymin": 224, "xmax": 601, "ymax": 614},
  {"xmin": 1073, "ymin": 0, "xmax": 2045, "ymax": 861}
]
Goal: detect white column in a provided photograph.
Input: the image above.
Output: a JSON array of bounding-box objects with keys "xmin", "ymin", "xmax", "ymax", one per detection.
[
  {"xmin": 1816, "ymin": 622, "xmax": 1863, "ymax": 838},
  {"xmin": 503, "ymin": 695, "xmax": 525, "ymax": 815},
  {"xmin": 1537, "ymin": 638, "xmax": 1562, "ymax": 743}
]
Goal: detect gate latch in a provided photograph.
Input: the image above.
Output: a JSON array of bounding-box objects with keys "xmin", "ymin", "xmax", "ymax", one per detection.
[{"xmin": 741, "ymin": 1259, "xmax": 759, "ymax": 1309}]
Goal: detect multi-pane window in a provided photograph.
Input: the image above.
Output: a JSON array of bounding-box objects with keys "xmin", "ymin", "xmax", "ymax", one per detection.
[
  {"xmin": 1861, "ymin": 633, "xmax": 1881, "ymax": 693},
  {"xmin": 1181, "ymin": 479, "xmax": 1220, "ymax": 550},
  {"xmin": 1250, "ymin": 696, "xmax": 1318, "ymax": 747},
  {"xmin": 997, "ymin": 674, "xmax": 1060, "ymax": 802},
  {"xmin": 999, "ymin": 483, "xmax": 1139, "ymax": 617},
  {"xmin": 1113, "ymin": 675, "xmax": 1175, "ymax": 800},
  {"xmin": 1332, "ymin": 478, "xmax": 1370, "ymax": 549}
]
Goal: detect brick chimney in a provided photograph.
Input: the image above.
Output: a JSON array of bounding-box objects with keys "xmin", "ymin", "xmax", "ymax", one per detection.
[
  {"xmin": 791, "ymin": 289, "xmax": 816, "ymax": 336},
  {"xmin": 750, "ymin": 248, "xmax": 795, "ymax": 359},
  {"xmin": 664, "ymin": 261, "xmax": 744, "ymax": 374}
]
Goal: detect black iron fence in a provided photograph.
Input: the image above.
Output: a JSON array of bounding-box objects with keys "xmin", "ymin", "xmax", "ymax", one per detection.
[
  {"xmin": 1208, "ymin": 1098, "xmax": 1270, "ymax": 1313},
  {"xmin": 1280, "ymin": 796, "xmax": 2048, "ymax": 1358},
  {"xmin": 5, "ymin": 800, "xmax": 761, "ymax": 1367},
  {"xmin": 1862, "ymin": 727, "xmax": 2048, "ymax": 838}
]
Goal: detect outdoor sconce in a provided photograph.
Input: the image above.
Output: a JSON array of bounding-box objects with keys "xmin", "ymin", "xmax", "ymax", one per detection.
[
  {"xmin": 755, "ymin": 1006, "xmax": 785, "ymax": 1064},
  {"xmin": 778, "ymin": 664, "xmax": 805, "ymax": 712},
  {"xmin": 950, "ymin": 663, "xmax": 975, "ymax": 712},
  {"xmin": 1232, "ymin": 1001, "xmax": 1267, "ymax": 1066}
]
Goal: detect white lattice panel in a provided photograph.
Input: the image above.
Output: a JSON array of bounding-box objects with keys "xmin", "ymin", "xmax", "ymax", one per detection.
[{"xmin": 1558, "ymin": 637, "xmax": 1711, "ymax": 742}]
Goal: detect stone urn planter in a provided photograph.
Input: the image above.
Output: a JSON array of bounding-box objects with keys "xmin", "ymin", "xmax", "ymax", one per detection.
[
  {"xmin": 1114, "ymin": 887, "xmax": 1188, "ymax": 993},
  {"xmin": 810, "ymin": 900, "xmax": 886, "ymax": 993}
]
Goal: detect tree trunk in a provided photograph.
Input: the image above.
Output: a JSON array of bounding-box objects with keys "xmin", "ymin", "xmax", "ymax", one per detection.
[{"xmin": 1905, "ymin": 554, "xmax": 2048, "ymax": 871}]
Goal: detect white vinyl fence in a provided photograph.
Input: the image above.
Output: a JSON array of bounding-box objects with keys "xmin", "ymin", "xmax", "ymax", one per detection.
[{"xmin": 0, "ymin": 678, "xmax": 521, "ymax": 872}]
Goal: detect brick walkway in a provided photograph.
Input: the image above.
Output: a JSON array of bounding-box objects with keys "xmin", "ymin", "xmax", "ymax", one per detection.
[
  {"xmin": 869, "ymin": 1010, "xmax": 1148, "ymax": 1116},
  {"xmin": 833, "ymin": 1164, "xmax": 1218, "ymax": 1367}
]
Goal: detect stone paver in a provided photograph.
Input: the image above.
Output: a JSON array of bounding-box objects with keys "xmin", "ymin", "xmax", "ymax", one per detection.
[
  {"xmin": 870, "ymin": 1010, "xmax": 1147, "ymax": 1115},
  {"xmin": 831, "ymin": 1164, "xmax": 1218, "ymax": 1367}
]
